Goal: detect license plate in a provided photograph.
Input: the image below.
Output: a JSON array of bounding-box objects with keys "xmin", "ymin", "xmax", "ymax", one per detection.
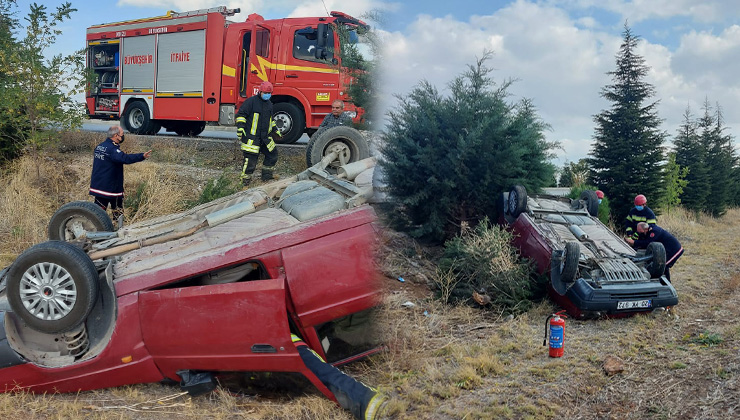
[{"xmin": 617, "ymin": 299, "xmax": 652, "ymax": 310}]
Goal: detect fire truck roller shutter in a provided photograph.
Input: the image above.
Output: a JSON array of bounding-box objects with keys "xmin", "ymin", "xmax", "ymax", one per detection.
[
  {"xmin": 156, "ymin": 30, "xmax": 206, "ymax": 97},
  {"xmin": 272, "ymin": 101, "xmax": 306, "ymax": 144}
]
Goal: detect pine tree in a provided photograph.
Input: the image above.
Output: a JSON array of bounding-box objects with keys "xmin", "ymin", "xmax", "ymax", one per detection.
[
  {"xmin": 380, "ymin": 53, "xmax": 557, "ymax": 243},
  {"xmin": 587, "ymin": 24, "xmax": 667, "ymax": 224},
  {"xmin": 673, "ymin": 106, "xmax": 709, "ymax": 212},
  {"xmin": 702, "ymin": 102, "xmax": 736, "ymax": 216}
]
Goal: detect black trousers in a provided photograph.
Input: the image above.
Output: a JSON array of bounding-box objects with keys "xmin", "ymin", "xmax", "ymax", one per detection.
[
  {"xmin": 240, "ymin": 137, "xmax": 278, "ymax": 180},
  {"xmin": 93, "ymin": 195, "xmax": 124, "ymax": 219}
]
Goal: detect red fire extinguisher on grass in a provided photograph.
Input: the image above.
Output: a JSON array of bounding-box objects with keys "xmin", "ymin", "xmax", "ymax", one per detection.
[{"xmin": 543, "ymin": 310, "xmax": 567, "ymax": 358}]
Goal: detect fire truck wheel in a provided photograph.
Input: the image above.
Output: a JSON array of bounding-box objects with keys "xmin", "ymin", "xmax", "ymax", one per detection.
[
  {"xmin": 273, "ymin": 102, "xmax": 305, "ymax": 144},
  {"xmin": 306, "ymin": 126, "xmax": 369, "ymax": 172},
  {"xmin": 48, "ymin": 201, "xmax": 114, "ymax": 241},
  {"xmin": 6, "ymin": 241, "xmax": 99, "ymax": 334},
  {"xmin": 123, "ymin": 101, "xmax": 155, "ymax": 135},
  {"xmin": 174, "ymin": 121, "xmax": 206, "ymax": 137},
  {"xmin": 147, "ymin": 121, "xmax": 162, "ymax": 136}
]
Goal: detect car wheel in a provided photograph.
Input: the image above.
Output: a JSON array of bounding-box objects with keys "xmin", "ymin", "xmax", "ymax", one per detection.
[
  {"xmin": 580, "ymin": 190, "xmax": 599, "ymax": 217},
  {"xmin": 273, "ymin": 102, "xmax": 305, "ymax": 144},
  {"xmin": 123, "ymin": 101, "xmax": 155, "ymax": 135},
  {"xmin": 174, "ymin": 121, "xmax": 206, "ymax": 137},
  {"xmin": 306, "ymin": 126, "xmax": 370, "ymax": 172},
  {"xmin": 48, "ymin": 201, "xmax": 114, "ymax": 241},
  {"xmin": 6, "ymin": 241, "xmax": 99, "ymax": 334},
  {"xmin": 645, "ymin": 242, "xmax": 666, "ymax": 279},
  {"xmin": 560, "ymin": 241, "xmax": 580, "ymax": 282},
  {"xmin": 507, "ymin": 185, "xmax": 528, "ymax": 218}
]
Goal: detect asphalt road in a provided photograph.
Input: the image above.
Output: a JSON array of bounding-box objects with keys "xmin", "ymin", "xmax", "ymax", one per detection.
[{"xmin": 83, "ymin": 119, "xmax": 310, "ymax": 145}]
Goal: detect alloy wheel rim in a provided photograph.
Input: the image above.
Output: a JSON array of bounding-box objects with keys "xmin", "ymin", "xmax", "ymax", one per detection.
[{"xmin": 19, "ymin": 262, "xmax": 77, "ymax": 320}]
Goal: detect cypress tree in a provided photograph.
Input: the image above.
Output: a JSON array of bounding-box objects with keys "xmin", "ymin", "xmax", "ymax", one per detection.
[
  {"xmin": 673, "ymin": 106, "xmax": 709, "ymax": 212},
  {"xmin": 702, "ymin": 102, "xmax": 736, "ymax": 216},
  {"xmin": 587, "ymin": 24, "xmax": 667, "ymax": 224}
]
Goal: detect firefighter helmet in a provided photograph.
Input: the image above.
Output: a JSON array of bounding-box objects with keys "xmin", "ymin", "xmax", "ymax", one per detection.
[
  {"xmin": 634, "ymin": 194, "xmax": 647, "ymax": 206},
  {"xmin": 259, "ymin": 81, "xmax": 274, "ymax": 93},
  {"xmin": 595, "ymin": 190, "xmax": 604, "ymax": 199}
]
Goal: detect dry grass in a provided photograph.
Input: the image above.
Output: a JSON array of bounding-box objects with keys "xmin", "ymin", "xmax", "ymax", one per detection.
[{"xmin": 2, "ymin": 137, "xmax": 740, "ymax": 419}]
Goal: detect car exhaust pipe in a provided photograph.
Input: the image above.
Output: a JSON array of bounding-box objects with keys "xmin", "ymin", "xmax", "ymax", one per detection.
[
  {"xmin": 569, "ymin": 225, "xmax": 589, "ymax": 241},
  {"xmin": 337, "ymin": 157, "xmax": 377, "ymax": 181}
]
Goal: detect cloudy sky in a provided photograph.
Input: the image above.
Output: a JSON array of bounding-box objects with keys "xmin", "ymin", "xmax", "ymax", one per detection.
[{"xmin": 13, "ymin": 0, "xmax": 740, "ymax": 165}]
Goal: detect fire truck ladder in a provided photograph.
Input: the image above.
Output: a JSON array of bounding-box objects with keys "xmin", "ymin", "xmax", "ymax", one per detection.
[{"xmin": 170, "ymin": 6, "xmax": 240, "ymax": 18}]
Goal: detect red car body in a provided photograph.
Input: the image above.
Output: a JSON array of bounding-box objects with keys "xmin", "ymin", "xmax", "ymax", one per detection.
[{"xmin": 0, "ymin": 183, "xmax": 382, "ymax": 399}]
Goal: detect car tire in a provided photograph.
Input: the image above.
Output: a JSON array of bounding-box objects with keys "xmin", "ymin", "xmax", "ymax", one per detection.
[
  {"xmin": 6, "ymin": 241, "xmax": 99, "ymax": 334},
  {"xmin": 48, "ymin": 201, "xmax": 114, "ymax": 241},
  {"xmin": 123, "ymin": 101, "xmax": 155, "ymax": 135},
  {"xmin": 273, "ymin": 102, "xmax": 305, "ymax": 144},
  {"xmin": 580, "ymin": 190, "xmax": 599, "ymax": 217},
  {"xmin": 306, "ymin": 126, "xmax": 370, "ymax": 172},
  {"xmin": 507, "ymin": 185, "xmax": 528, "ymax": 218},
  {"xmin": 174, "ymin": 121, "xmax": 206, "ymax": 137},
  {"xmin": 560, "ymin": 241, "xmax": 580, "ymax": 282},
  {"xmin": 645, "ymin": 242, "xmax": 667, "ymax": 279}
]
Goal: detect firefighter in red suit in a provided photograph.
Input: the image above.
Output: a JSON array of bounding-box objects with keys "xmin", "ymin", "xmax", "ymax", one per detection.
[
  {"xmin": 626, "ymin": 222, "xmax": 684, "ymax": 281},
  {"xmin": 236, "ymin": 80, "xmax": 281, "ymax": 186}
]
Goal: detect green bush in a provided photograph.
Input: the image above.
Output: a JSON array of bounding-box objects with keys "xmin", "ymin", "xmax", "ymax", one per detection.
[
  {"xmin": 380, "ymin": 54, "xmax": 557, "ymax": 243},
  {"xmin": 438, "ymin": 219, "xmax": 544, "ymax": 312},
  {"xmin": 569, "ymin": 184, "xmax": 611, "ymax": 226},
  {"xmin": 188, "ymin": 173, "xmax": 239, "ymax": 207}
]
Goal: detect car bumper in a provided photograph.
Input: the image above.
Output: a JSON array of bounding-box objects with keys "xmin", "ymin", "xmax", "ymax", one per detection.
[{"xmin": 551, "ymin": 278, "xmax": 679, "ymax": 318}]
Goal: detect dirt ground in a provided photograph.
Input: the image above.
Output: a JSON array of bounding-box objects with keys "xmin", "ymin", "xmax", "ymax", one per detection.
[{"xmin": 0, "ymin": 134, "xmax": 738, "ymax": 419}]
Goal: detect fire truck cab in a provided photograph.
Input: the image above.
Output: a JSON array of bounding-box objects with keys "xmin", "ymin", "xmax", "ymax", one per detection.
[{"xmin": 85, "ymin": 6, "xmax": 368, "ymax": 143}]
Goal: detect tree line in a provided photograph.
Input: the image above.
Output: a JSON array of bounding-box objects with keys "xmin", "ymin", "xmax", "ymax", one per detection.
[{"xmin": 570, "ymin": 23, "xmax": 738, "ymax": 222}]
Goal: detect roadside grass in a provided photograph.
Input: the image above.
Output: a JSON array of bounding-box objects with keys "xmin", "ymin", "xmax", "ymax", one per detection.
[
  {"xmin": 0, "ymin": 135, "xmax": 306, "ymax": 268},
  {"xmin": 1, "ymin": 139, "xmax": 739, "ymax": 419}
]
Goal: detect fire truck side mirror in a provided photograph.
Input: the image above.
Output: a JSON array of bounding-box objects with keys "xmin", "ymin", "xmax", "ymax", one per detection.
[{"xmin": 317, "ymin": 23, "xmax": 328, "ymax": 49}]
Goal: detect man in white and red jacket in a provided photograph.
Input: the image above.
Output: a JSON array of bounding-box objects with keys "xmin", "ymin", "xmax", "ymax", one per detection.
[{"xmin": 89, "ymin": 125, "xmax": 152, "ymax": 221}]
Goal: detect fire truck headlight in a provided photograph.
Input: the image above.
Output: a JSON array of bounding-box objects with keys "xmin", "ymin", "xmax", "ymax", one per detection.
[{"xmin": 346, "ymin": 111, "xmax": 357, "ymax": 119}]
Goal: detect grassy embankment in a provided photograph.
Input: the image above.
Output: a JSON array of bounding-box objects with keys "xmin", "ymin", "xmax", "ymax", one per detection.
[{"xmin": 1, "ymin": 132, "xmax": 738, "ymax": 419}]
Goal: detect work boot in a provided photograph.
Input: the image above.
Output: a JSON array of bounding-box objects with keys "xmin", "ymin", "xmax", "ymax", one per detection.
[
  {"xmin": 240, "ymin": 175, "xmax": 252, "ymax": 187},
  {"xmin": 261, "ymin": 169, "xmax": 279, "ymax": 181}
]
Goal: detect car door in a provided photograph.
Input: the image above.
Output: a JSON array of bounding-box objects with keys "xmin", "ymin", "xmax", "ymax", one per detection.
[{"xmin": 138, "ymin": 274, "xmax": 293, "ymax": 375}]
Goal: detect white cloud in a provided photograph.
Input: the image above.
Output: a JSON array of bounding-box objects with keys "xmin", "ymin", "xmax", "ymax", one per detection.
[
  {"xmin": 379, "ymin": 1, "xmax": 740, "ymax": 164},
  {"xmin": 554, "ymin": 0, "xmax": 740, "ymax": 24}
]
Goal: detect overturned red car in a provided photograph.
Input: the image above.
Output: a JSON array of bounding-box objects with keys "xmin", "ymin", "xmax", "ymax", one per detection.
[
  {"xmin": 0, "ymin": 157, "xmax": 383, "ymax": 404},
  {"xmin": 499, "ymin": 185, "xmax": 678, "ymax": 318}
]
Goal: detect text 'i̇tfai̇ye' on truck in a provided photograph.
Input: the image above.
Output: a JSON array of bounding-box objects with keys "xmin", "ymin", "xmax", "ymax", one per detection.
[{"xmin": 86, "ymin": 6, "xmax": 368, "ymax": 143}]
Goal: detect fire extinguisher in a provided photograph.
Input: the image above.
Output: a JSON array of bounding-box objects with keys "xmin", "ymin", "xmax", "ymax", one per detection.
[{"xmin": 543, "ymin": 310, "xmax": 567, "ymax": 358}]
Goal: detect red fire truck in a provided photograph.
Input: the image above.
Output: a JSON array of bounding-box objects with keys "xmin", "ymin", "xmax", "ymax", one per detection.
[{"xmin": 85, "ymin": 6, "xmax": 367, "ymax": 143}]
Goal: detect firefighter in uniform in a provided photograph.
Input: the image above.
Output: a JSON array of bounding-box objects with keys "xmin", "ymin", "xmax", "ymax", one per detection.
[
  {"xmin": 236, "ymin": 81, "xmax": 280, "ymax": 186},
  {"xmin": 291, "ymin": 334, "xmax": 387, "ymax": 419},
  {"xmin": 627, "ymin": 222, "xmax": 683, "ymax": 281},
  {"xmin": 624, "ymin": 194, "xmax": 657, "ymax": 240}
]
